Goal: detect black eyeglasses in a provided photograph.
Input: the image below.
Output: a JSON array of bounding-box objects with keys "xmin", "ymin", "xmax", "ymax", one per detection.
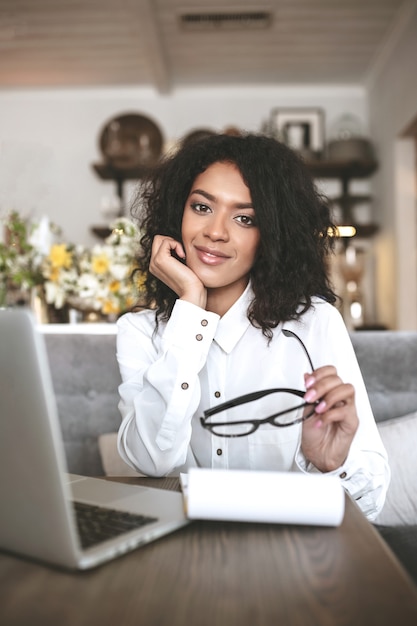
[{"xmin": 199, "ymin": 329, "xmax": 319, "ymax": 437}]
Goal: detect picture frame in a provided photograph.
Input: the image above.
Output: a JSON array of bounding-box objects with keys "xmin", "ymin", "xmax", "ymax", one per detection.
[{"xmin": 270, "ymin": 108, "xmax": 325, "ymax": 154}]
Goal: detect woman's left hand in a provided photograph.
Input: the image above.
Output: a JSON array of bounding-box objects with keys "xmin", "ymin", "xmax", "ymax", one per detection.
[{"xmin": 301, "ymin": 366, "xmax": 359, "ymax": 473}]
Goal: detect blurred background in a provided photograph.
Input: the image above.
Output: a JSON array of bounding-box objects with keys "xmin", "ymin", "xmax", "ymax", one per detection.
[{"xmin": 0, "ymin": 0, "xmax": 416, "ymax": 330}]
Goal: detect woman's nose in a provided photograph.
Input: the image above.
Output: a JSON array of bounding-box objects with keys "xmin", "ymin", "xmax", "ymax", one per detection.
[{"xmin": 204, "ymin": 212, "xmax": 229, "ymax": 241}]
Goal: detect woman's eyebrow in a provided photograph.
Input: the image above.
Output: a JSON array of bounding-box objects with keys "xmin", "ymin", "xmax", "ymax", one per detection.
[
  {"xmin": 190, "ymin": 188, "xmax": 216, "ymax": 202},
  {"xmin": 190, "ymin": 188, "xmax": 254, "ymax": 209}
]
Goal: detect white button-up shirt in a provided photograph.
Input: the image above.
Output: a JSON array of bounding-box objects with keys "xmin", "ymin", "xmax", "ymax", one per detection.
[{"xmin": 117, "ymin": 285, "xmax": 389, "ymax": 520}]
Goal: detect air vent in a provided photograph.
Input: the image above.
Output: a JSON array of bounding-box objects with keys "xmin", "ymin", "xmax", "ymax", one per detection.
[{"xmin": 179, "ymin": 11, "xmax": 272, "ymax": 31}]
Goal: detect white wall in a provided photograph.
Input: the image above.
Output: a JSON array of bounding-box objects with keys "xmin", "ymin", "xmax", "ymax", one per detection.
[
  {"xmin": 368, "ymin": 3, "xmax": 417, "ymax": 330},
  {"xmin": 0, "ymin": 85, "xmax": 367, "ymax": 247}
]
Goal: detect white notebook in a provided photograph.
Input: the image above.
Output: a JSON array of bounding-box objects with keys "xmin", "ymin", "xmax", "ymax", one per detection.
[{"xmin": 182, "ymin": 468, "xmax": 345, "ymax": 527}]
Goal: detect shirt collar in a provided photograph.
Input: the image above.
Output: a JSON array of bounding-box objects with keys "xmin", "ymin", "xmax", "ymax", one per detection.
[{"xmin": 213, "ymin": 283, "xmax": 254, "ymax": 354}]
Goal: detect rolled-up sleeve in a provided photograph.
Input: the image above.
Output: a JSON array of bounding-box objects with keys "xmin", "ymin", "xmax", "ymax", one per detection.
[{"xmin": 117, "ymin": 301, "xmax": 219, "ymax": 477}]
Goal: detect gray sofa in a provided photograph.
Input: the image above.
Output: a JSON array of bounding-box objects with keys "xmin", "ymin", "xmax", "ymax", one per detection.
[
  {"xmin": 43, "ymin": 328, "xmax": 417, "ymax": 528},
  {"xmin": 43, "ymin": 330, "xmax": 121, "ymax": 477}
]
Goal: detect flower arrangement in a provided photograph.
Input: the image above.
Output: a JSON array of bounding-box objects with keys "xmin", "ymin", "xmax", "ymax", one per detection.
[
  {"xmin": 41, "ymin": 217, "xmax": 144, "ymax": 317},
  {"xmin": 0, "ymin": 211, "xmax": 144, "ymax": 319}
]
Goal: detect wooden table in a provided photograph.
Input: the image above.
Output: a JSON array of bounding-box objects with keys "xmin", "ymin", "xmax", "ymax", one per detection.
[{"xmin": 1, "ymin": 477, "xmax": 417, "ymax": 626}]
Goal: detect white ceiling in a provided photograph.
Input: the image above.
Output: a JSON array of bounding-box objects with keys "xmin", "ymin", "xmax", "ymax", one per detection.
[{"xmin": 0, "ymin": 0, "xmax": 415, "ymax": 93}]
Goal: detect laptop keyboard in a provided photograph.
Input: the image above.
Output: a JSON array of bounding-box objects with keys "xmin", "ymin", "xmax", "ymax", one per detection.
[{"xmin": 73, "ymin": 501, "xmax": 158, "ymax": 549}]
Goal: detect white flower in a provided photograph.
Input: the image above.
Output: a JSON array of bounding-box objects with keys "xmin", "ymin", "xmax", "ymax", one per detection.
[
  {"xmin": 28, "ymin": 216, "xmax": 54, "ymax": 256},
  {"xmin": 44, "ymin": 281, "xmax": 67, "ymax": 309},
  {"xmin": 77, "ymin": 273, "xmax": 101, "ymax": 300},
  {"xmin": 109, "ymin": 262, "xmax": 130, "ymax": 281}
]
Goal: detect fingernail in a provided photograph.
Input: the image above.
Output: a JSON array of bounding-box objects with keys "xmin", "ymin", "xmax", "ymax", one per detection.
[
  {"xmin": 304, "ymin": 375, "xmax": 315, "ymax": 389},
  {"xmin": 315, "ymin": 419, "xmax": 323, "ymax": 428},
  {"xmin": 304, "ymin": 389, "xmax": 317, "ymax": 402},
  {"xmin": 315, "ymin": 400, "xmax": 327, "ymax": 413}
]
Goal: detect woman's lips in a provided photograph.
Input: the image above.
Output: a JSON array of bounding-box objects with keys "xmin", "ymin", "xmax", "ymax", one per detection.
[{"xmin": 194, "ymin": 246, "xmax": 230, "ymax": 265}]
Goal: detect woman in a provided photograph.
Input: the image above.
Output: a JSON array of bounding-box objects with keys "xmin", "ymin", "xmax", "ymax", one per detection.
[{"xmin": 117, "ymin": 133, "xmax": 389, "ymax": 521}]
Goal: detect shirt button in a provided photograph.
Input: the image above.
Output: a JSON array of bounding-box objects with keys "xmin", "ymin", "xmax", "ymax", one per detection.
[
  {"xmin": 214, "ymin": 391, "xmax": 221, "ymax": 398},
  {"xmin": 339, "ymin": 471, "xmax": 347, "ymax": 479},
  {"xmin": 181, "ymin": 382, "xmax": 189, "ymax": 390},
  {"xmin": 216, "ymin": 448, "xmax": 223, "ymax": 456},
  {"xmin": 195, "ymin": 334, "xmax": 203, "ymax": 341},
  {"xmin": 201, "ymin": 319, "xmax": 208, "ymax": 327}
]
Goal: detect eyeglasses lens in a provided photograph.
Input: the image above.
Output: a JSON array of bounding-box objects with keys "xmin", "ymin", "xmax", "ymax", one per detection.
[{"xmin": 206, "ymin": 391, "xmax": 314, "ymax": 436}]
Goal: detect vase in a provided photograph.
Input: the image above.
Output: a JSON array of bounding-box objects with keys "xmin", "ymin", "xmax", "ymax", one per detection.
[
  {"xmin": 30, "ymin": 286, "xmax": 70, "ymax": 324},
  {"xmin": 66, "ymin": 295, "xmax": 108, "ymax": 323},
  {"xmin": 30, "ymin": 286, "xmax": 50, "ymax": 324},
  {"xmin": 81, "ymin": 310, "xmax": 108, "ymax": 323}
]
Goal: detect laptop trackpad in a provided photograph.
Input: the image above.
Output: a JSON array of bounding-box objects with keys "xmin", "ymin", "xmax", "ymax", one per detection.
[{"xmin": 70, "ymin": 476, "xmax": 148, "ymax": 507}]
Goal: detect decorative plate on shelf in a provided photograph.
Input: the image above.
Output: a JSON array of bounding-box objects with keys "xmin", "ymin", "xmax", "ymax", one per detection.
[{"xmin": 99, "ymin": 113, "xmax": 164, "ymax": 168}]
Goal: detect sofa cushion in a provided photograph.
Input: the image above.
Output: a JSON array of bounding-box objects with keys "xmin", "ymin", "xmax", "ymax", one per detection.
[
  {"xmin": 351, "ymin": 331, "xmax": 417, "ymax": 423},
  {"xmin": 375, "ymin": 411, "xmax": 417, "ymax": 526},
  {"xmin": 44, "ymin": 333, "xmax": 121, "ymax": 476},
  {"xmin": 98, "ymin": 432, "xmax": 140, "ymax": 476}
]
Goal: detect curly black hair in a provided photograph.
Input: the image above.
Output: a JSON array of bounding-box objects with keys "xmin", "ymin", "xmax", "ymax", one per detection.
[{"xmin": 131, "ymin": 132, "xmax": 337, "ymax": 339}]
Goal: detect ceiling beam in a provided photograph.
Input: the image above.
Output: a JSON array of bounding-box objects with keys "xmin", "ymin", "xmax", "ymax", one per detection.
[
  {"xmin": 365, "ymin": 0, "xmax": 417, "ymax": 88},
  {"xmin": 131, "ymin": 0, "xmax": 171, "ymax": 93}
]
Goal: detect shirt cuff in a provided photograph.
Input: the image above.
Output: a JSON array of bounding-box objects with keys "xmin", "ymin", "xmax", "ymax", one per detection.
[
  {"xmin": 295, "ymin": 444, "xmax": 356, "ymax": 483},
  {"xmin": 162, "ymin": 299, "xmax": 220, "ymax": 357}
]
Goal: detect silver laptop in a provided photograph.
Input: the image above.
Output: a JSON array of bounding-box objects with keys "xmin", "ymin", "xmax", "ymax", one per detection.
[{"xmin": 0, "ymin": 308, "xmax": 189, "ymax": 570}]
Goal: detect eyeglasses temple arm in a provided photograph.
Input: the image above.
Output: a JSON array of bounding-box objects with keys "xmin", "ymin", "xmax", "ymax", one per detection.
[
  {"xmin": 203, "ymin": 388, "xmax": 305, "ymax": 418},
  {"xmin": 282, "ymin": 328, "xmax": 315, "ymax": 372}
]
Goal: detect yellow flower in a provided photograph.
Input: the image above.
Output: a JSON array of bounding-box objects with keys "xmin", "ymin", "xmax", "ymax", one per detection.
[
  {"xmin": 49, "ymin": 267, "xmax": 60, "ymax": 282},
  {"xmin": 48, "ymin": 244, "xmax": 72, "ymax": 269},
  {"xmin": 125, "ymin": 295, "xmax": 135, "ymax": 308},
  {"xmin": 109, "ymin": 279, "xmax": 120, "ymax": 293},
  {"xmin": 102, "ymin": 299, "xmax": 120, "ymax": 315},
  {"xmin": 92, "ymin": 253, "xmax": 110, "ymax": 275}
]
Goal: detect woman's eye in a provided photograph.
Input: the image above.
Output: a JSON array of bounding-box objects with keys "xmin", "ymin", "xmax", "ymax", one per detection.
[
  {"xmin": 191, "ymin": 202, "xmax": 211, "ymax": 213},
  {"xmin": 235, "ymin": 214, "xmax": 256, "ymax": 227}
]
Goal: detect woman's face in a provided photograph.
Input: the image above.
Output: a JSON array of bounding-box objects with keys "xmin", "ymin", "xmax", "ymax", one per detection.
[{"xmin": 181, "ymin": 161, "xmax": 260, "ymax": 309}]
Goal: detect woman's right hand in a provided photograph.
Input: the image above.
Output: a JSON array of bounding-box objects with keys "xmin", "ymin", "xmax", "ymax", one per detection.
[{"xmin": 150, "ymin": 235, "xmax": 207, "ymax": 309}]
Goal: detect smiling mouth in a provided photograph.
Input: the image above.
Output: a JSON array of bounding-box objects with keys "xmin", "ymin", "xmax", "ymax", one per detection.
[{"xmin": 194, "ymin": 246, "xmax": 230, "ymax": 264}]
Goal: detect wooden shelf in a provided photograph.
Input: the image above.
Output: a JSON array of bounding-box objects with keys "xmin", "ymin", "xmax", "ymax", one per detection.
[
  {"xmin": 92, "ymin": 162, "xmax": 152, "ymax": 208},
  {"xmin": 303, "ymin": 158, "xmax": 379, "ymax": 238},
  {"xmin": 349, "ymin": 223, "xmax": 379, "ymax": 239},
  {"xmin": 91, "ymin": 158, "xmax": 379, "ymax": 238},
  {"xmin": 305, "ymin": 159, "xmax": 378, "ymax": 180},
  {"xmin": 92, "ymin": 162, "xmax": 151, "ymax": 181},
  {"xmin": 332, "ymin": 194, "xmax": 372, "ymax": 205}
]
